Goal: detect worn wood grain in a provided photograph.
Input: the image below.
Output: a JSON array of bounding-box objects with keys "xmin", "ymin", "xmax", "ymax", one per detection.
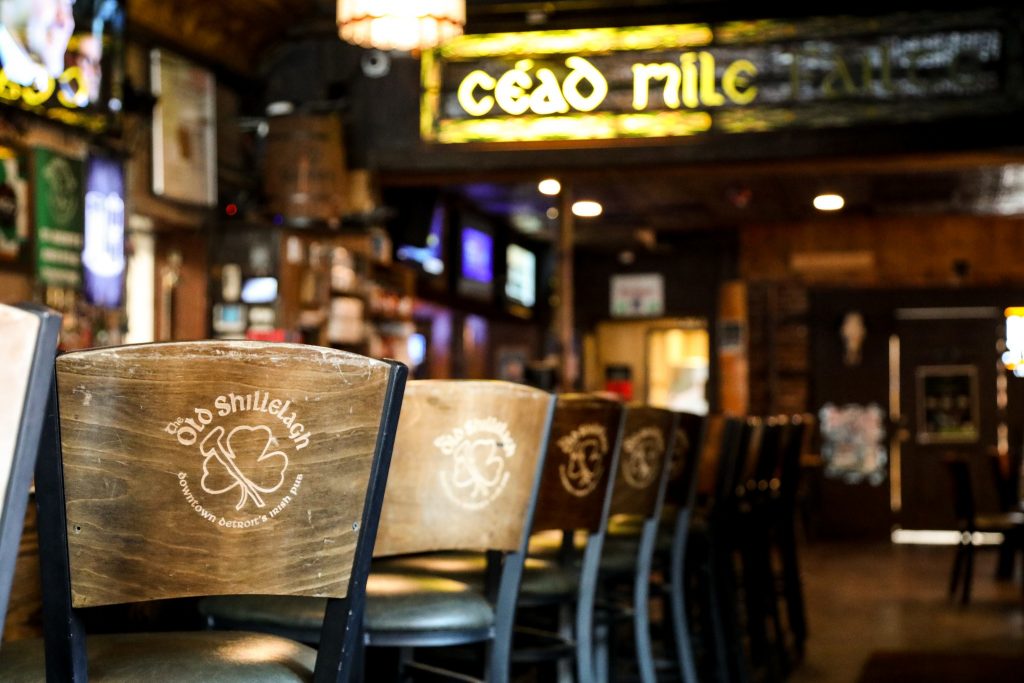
[
  {"xmin": 609, "ymin": 406, "xmax": 677, "ymax": 517},
  {"xmin": 2, "ymin": 495, "xmax": 41, "ymax": 642},
  {"xmin": 532, "ymin": 394, "xmax": 624, "ymax": 534},
  {"xmin": 375, "ymin": 380, "xmax": 554, "ymax": 556},
  {"xmin": 56, "ymin": 341, "xmax": 393, "ymax": 608}
]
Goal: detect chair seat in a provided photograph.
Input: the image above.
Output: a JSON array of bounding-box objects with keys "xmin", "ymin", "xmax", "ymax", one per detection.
[
  {"xmin": 0, "ymin": 631, "xmax": 316, "ymax": 682},
  {"xmin": 975, "ymin": 511, "xmax": 1024, "ymax": 532},
  {"xmin": 200, "ymin": 572, "xmax": 495, "ymax": 638},
  {"xmin": 376, "ymin": 552, "xmax": 578, "ymax": 600}
]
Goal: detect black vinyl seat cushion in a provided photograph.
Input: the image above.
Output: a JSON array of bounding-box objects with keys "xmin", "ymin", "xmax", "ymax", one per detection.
[
  {"xmin": 200, "ymin": 572, "xmax": 495, "ymax": 637},
  {"xmin": 376, "ymin": 552, "xmax": 577, "ymax": 601},
  {"xmin": 0, "ymin": 631, "xmax": 316, "ymax": 682},
  {"xmin": 528, "ymin": 529, "xmax": 638, "ymax": 579}
]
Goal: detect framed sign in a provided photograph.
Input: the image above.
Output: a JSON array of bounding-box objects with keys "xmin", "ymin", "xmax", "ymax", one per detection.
[
  {"xmin": 150, "ymin": 49, "xmax": 216, "ymax": 206},
  {"xmin": 610, "ymin": 273, "xmax": 664, "ymax": 318},
  {"xmin": 422, "ymin": 9, "xmax": 1011, "ymax": 145},
  {"xmin": 0, "ymin": 146, "xmax": 28, "ymax": 261},
  {"xmin": 34, "ymin": 148, "xmax": 83, "ymax": 289},
  {"xmin": 916, "ymin": 365, "xmax": 979, "ymax": 444}
]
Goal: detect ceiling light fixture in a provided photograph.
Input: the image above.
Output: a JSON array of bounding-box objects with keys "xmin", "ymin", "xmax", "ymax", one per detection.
[
  {"xmin": 538, "ymin": 178, "xmax": 561, "ymax": 196},
  {"xmin": 337, "ymin": 0, "xmax": 466, "ymax": 52},
  {"xmin": 572, "ymin": 200, "xmax": 603, "ymax": 218},
  {"xmin": 813, "ymin": 193, "xmax": 845, "ymax": 211}
]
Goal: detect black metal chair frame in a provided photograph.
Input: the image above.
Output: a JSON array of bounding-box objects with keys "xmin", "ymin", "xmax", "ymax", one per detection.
[
  {"xmin": 0, "ymin": 304, "xmax": 60, "ymax": 644},
  {"xmin": 34, "ymin": 350, "xmax": 408, "ymax": 683}
]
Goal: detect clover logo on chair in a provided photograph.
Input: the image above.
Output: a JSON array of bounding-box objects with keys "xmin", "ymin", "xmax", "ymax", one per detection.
[
  {"xmin": 557, "ymin": 423, "xmax": 608, "ymax": 497},
  {"xmin": 622, "ymin": 426, "xmax": 665, "ymax": 489},
  {"xmin": 200, "ymin": 424, "xmax": 289, "ymax": 510},
  {"xmin": 435, "ymin": 417, "xmax": 517, "ymax": 510}
]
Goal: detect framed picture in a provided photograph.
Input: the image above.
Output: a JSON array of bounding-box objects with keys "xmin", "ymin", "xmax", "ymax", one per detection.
[
  {"xmin": 150, "ymin": 49, "xmax": 217, "ymax": 206},
  {"xmin": 915, "ymin": 365, "xmax": 979, "ymax": 444}
]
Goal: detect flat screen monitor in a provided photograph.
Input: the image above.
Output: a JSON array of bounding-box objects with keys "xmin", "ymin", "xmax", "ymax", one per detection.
[
  {"xmin": 505, "ymin": 243, "xmax": 536, "ymax": 309},
  {"xmin": 240, "ymin": 276, "xmax": 278, "ymax": 304},
  {"xmin": 81, "ymin": 154, "xmax": 124, "ymax": 307},
  {"xmin": 396, "ymin": 200, "xmax": 445, "ymax": 275},
  {"xmin": 0, "ymin": 0, "xmax": 125, "ymax": 129},
  {"xmin": 458, "ymin": 225, "xmax": 493, "ymax": 300}
]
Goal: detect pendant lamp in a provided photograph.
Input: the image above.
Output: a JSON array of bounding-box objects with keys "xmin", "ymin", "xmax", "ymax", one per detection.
[{"xmin": 337, "ymin": 0, "xmax": 466, "ymax": 52}]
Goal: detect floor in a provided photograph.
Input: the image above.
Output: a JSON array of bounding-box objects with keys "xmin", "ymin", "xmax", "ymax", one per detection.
[{"xmin": 789, "ymin": 541, "xmax": 1024, "ymax": 683}]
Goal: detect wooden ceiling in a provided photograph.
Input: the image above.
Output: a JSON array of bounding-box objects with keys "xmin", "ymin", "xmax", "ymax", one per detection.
[{"xmin": 127, "ymin": 0, "xmax": 320, "ymax": 75}]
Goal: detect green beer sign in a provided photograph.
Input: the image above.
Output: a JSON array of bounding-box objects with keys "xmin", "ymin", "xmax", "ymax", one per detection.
[{"xmin": 35, "ymin": 148, "xmax": 84, "ymax": 288}]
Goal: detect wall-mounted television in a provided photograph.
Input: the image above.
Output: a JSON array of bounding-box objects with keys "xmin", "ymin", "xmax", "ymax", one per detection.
[
  {"xmin": 505, "ymin": 243, "xmax": 536, "ymax": 309},
  {"xmin": 240, "ymin": 276, "xmax": 278, "ymax": 304},
  {"xmin": 396, "ymin": 199, "xmax": 445, "ymax": 276},
  {"xmin": 457, "ymin": 224, "xmax": 493, "ymax": 301},
  {"xmin": 81, "ymin": 154, "xmax": 124, "ymax": 307},
  {"xmin": 0, "ymin": 0, "xmax": 125, "ymax": 130}
]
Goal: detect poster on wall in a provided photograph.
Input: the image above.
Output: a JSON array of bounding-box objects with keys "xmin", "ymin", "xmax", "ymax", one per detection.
[
  {"xmin": 82, "ymin": 154, "xmax": 124, "ymax": 307},
  {"xmin": 150, "ymin": 49, "xmax": 216, "ymax": 206},
  {"xmin": 610, "ymin": 273, "xmax": 664, "ymax": 317},
  {"xmin": 34, "ymin": 147, "xmax": 83, "ymax": 288},
  {"xmin": 916, "ymin": 365, "xmax": 979, "ymax": 444},
  {"xmin": 818, "ymin": 403, "xmax": 888, "ymax": 486},
  {"xmin": 0, "ymin": 146, "xmax": 28, "ymax": 260}
]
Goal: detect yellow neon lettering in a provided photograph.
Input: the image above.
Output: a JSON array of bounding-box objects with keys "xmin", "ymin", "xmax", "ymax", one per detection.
[
  {"xmin": 530, "ymin": 67, "xmax": 570, "ymax": 115},
  {"xmin": 823, "ymin": 55, "xmax": 855, "ymax": 97},
  {"xmin": 19, "ymin": 75, "xmax": 54, "ymax": 107},
  {"xmin": 457, "ymin": 69, "xmax": 497, "ymax": 117},
  {"xmin": 631, "ymin": 63, "xmax": 681, "ymax": 110},
  {"xmin": 57, "ymin": 66, "xmax": 87, "ymax": 109},
  {"xmin": 722, "ymin": 59, "xmax": 757, "ymax": 105},
  {"xmin": 0, "ymin": 71, "xmax": 21, "ymax": 102},
  {"xmin": 698, "ymin": 52, "xmax": 724, "ymax": 106},
  {"xmin": 495, "ymin": 60, "xmax": 533, "ymax": 115},
  {"xmin": 680, "ymin": 52, "xmax": 699, "ymax": 108},
  {"xmin": 562, "ymin": 56, "xmax": 607, "ymax": 112}
]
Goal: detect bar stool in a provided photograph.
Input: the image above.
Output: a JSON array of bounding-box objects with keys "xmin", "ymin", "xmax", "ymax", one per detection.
[
  {"xmin": 202, "ymin": 380, "xmax": 556, "ymax": 682},
  {"xmin": 0, "ymin": 304, "xmax": 60, "ymax": 644},
  {"xmin": 0, "ymin": 341, "xmax": 407, "ymax": 682},
  {"xmin": 593, "ymin": 405, "xmax": 678, "ymax": 683}
]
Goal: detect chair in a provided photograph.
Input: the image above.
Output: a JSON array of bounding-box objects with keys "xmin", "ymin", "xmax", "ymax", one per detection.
[
  {"xmin": 944, "ymin": 458, "xmax": 1024, "ymax": 605},
  {"xmin": 687, "ymin": 415, "xmax": 747, "ymax": 683},
  {"xmin": 0, "ymin": 340, "xmax": 407, "ymax": 682},
  {"xmin": 0, "ymin": 304, "xmax": 60, "ymax": 644},
  {"xmin": 365, "ymin": 380, "xmax": 555, "ymax": 681},
  {"xmin": 593, "ymin": 405, "xmax": 678, "ymax": 683},
  {"xmin": 655, "ymin": 412, "xmax": 706, "ymax": 683},
  {"xmin": 200, "ymin": 380, "xmax": 556, "ymax": 682}
]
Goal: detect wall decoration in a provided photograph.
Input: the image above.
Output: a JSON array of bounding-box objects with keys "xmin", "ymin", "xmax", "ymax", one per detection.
[
  {"xmin": 0, "ymin": 145, "xmax": 27, "ymax": 260},
  {"xmin": 610, "ymin": 273, "xmax": 664, "ymax": 318},
  {"xmin": 34, "ymin": 147, "xmax": 83, "ymax": 288},
  {"xmin": 916, "ymin": 365, "xmax": 979, "ymax": 444},
  {"xmin": 150, "ymin": 49, "xmax": 216, "ymax": 206},
  {"xmin": 819, "ymin": 402, "xmax": 887, "ymax": 485},
  {"xmin": 82, "ymin": 154, "xmax": 124, "ymax": 307}
]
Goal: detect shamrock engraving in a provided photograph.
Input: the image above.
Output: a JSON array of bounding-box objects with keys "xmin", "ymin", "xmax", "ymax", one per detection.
[{"xmin": 200, "ymin": 424, "xmax": 289, "ymax": 511}]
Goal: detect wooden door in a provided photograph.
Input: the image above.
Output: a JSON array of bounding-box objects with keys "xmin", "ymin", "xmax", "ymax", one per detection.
[{"xmin": 895, "ymin": 309, "xmax": 1001, "ymax": 530}]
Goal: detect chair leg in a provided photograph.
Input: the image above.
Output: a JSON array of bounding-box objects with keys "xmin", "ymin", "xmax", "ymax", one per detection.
[
  {"xmin": 961, "ymin": 544, "xmax": 974, "ymax": 606},
  {"xmin": 949, "ymin": 545, "xmax": 964, "ymax": 600},
  {"xmin": 577, "ymin": 535, "xmax": 603, "ymax": 683},
  {"xmin": 670, "ymin": 510, "xmax": 699, "ymax": 683},
  {"xmin": 635, "ymin": 519, "xmax": 659, "ymax": 683}
]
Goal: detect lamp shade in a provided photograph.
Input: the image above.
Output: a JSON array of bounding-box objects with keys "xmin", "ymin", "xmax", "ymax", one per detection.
[{"xmin": 337, "ymin": 0, "xmax": 466, "ymax": 52}]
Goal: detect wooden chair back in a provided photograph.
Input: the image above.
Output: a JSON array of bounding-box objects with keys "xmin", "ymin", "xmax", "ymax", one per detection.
[
  {"xmin": 532, "ymin": 394, "xmax": 625, "ymax": 534},
  {"xmin": 663, "ymin": 412, "xmax": 706, "ymax": 510},
  {"xmin": 609, "ymin": 406, "xmax": 678, "ymax": 518},
  {"xmin": 0, "ymin": 304, "xmax": 60, "ymax": 643},
  {"xmin": 374, "ymin": 380, "xmax": 555, "ymax": 557},
  {"xmin": 37, "ymin": 341, "xmax": 407, "ymax": 681},
  {"xmin": 696, "ymin": 415, "xmax": 745, "ymax": 507}
]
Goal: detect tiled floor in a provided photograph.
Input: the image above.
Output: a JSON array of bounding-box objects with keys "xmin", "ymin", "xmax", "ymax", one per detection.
[{"xmin": 790, "ymin": 542, "xmax": 1024, "ymax": 683}]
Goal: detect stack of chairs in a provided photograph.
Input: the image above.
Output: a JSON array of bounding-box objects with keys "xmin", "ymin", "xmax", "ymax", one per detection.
[{"xmin": 0, "ymin": 320, "xmax": 816, "ymax": 683}]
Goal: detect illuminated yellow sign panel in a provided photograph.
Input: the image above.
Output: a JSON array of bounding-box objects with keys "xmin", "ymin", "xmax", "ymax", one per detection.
[{"xmin": 421, "ymin": 13, "xmax": 1009, "ymax": 144}]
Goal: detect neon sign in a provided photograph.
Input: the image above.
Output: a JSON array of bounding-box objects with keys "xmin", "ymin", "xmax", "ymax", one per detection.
[{"xmin": 421, "ymin": 11, "xmax": 1010, "ymax": 144}]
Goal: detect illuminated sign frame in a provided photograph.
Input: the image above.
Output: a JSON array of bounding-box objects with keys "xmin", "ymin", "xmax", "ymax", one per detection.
[{"xmin": 421, "ymin": 10, "xmax": 1013, "ymax": 145}]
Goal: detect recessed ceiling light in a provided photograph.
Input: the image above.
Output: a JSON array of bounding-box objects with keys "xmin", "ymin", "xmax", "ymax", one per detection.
[
  {"xmin": 546, "ymin": 207, "xmax": 559, "ymax": 219},
  {"xmin": 813, "ymin": 193, "xmax": 845, "ymax": 211},
  {"xmin": 538, "ymin": 178, "xmax": 561, "ymax": 196},
  {"xmin": 572, "ymin": 200, "xmax": 602, "ymax": 217}
]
